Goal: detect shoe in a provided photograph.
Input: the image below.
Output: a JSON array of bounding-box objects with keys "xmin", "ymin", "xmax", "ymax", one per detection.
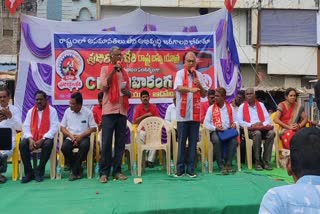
[
  {"xmin": 263, "ymin": 162, "xmax": 273, "ymax": 171},
  {"xmin": 35, "ymin": 175, "xmax": 44, "ymax": 182},
  {"xmin": 0, "ymin": 174, "xmax": 7, "ymax": 184},
  {"xmin": 69, "ymin": 173, "xmax": 78, "ymax": 181},
  {"xmin": 187, "ymin": 173, "xmax": 197, "ymax": 178},
  {"xmin": 77, "ymin": 168, "xmax": 83, "ymax": 179},
  {"xmin": 255, "ymin": 163, "xmax": 263, "ymax": 171},
  {"xmin": 220, "ymin": 167, "xmax": 228, "ymax": 175},
  {"xmin": 173, "ymin": 172, "xmax": 184, "ymax": 177},
  {"xmin": 21, "ymin": 175, "xmax": 34, "ymax": 184},
  {"xmin": 99, "ymin": 175, "xmax": 108, "ymax": 183},
  {"xmin": 146, "ymin": 161, "xmax": 154, "ymax": 168},
  {"xmin": 113, "ymin": 173, "xmax": 127, "ymax": 180}
]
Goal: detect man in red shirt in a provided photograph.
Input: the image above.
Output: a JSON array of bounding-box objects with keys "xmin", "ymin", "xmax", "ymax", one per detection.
[
  {"xmin": 133, "ymin": 90, "xmax": 160, "ymax": 168},
  {"xmin": 200, "ymin": 89, "xmax": 215, "ymax": 124},
  {"xmin": 92, "ymin": 92, "xmax": 103, "ymax": 131}
]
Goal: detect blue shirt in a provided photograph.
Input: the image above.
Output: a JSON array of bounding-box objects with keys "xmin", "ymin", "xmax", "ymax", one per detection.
[{"xmin": 259, "ymin": 175, "xmax": 320, "ymax": 214}]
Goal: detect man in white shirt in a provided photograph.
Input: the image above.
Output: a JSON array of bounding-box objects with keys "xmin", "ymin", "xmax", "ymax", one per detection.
[
  {"xmin": 204, "ymin": 87, "xmax": 238, "ymax": 174},
  {"xmin": 0, "ymin": 87, "xmax": 22, "ymax": 184},
  {"xmin": 238, "ymin": 88, "xmax": 275, "ymax": 171},
  {"xmin": 20, "ymin": 90, "xmax": 58, "ymax": 183},
  {"xmin": 174, "ymin": 52, "xmax": 208, "ymax": 178},
  {"xmin": 61, "ymin": 92, "xmax": 96, "ymax": 181}
]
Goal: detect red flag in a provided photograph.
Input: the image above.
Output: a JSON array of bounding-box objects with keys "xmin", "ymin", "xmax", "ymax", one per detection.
[
  {"xmin": 224, "ymin": 0, "xmax": 237, "ymax": 13},
  {"xmin": 5, "ymin": 0, "xmax": 24, "ymax": 15}
]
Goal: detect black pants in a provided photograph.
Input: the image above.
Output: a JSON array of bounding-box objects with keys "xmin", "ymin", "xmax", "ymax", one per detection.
[
  {"xmin": 19, "ymin": 138, "xmax": 53, "ymax": 177},
  {"xmin": 0, "ymin": 154, "xmax": 8, "ymax": 173},
  {"xmin": 99, "ymin": 114, "xmax": 127, "ymax": 177},
  {"xmin": 61, "ymin": 137, "xmax": 90, "ymax": 175}
]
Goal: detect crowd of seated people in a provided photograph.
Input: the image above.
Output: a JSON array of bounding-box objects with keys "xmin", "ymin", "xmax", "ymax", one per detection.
[{"xmin": 0, "ymin": 83, "xmax": 315, "ymax": 184}]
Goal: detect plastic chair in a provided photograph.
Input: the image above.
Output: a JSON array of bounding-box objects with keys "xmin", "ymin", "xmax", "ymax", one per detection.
[
  {"xmin": 125, "ymin": 121, "xmax": 135, "ymax": 173},
  {"xmin": 136, "ymin": 117, "xmax": 171, "ymax": 176},
  {"xmin": 19, "ymin": 132, "xmax": 58, "ymax": 180},
  {"xmin": 59, "ymin": 128, "xmax": 95, "ymax": 179},
  {"xmin": 11, "ymin": 132, "xmax": 21, "ymax": 181},
  {"xmin": 205, "ymin": 127, "xmax": 241, "ymax": 173},
  {"xmin": 95, "ymin": 121, "xmax": 135, "ymax": 174},
  {"xmin": 171, "ymin": 120, "xmax": 206, "ymax": 173}
]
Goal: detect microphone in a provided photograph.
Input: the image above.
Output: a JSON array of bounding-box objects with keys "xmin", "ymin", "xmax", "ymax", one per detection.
[
  {"xmin": 116, "ymin": 61, "xmax": 122, "ymax": 72},
  {"xmin": 190, "ymin": 67, "xmax": 196, "ymax": 78}
]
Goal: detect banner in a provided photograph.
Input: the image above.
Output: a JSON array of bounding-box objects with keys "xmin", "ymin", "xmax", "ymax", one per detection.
[{"xmin": 53, "ymin": 33, "xmax": 215, "ymax": 105}]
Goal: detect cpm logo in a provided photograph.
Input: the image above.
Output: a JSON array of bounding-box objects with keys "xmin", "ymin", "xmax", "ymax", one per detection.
[{"xmin": 56, "ymin": 50, "xmax": 84, "ymax": 92}]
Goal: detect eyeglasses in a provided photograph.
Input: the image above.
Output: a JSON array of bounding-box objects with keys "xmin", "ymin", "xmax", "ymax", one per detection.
[
  {"xmin": 112, "ymin": 54, "xmax": 122, "ymax": 57},
  {"xmin": 186, "ymin": 60, "xmax": 195, "ymax": 63}
]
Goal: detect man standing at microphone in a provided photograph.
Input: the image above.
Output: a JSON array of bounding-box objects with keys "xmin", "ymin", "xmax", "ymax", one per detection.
[
  {"xmin": 99, "ymin": 46, "xmax": 131, "ymax": 183},
  {"xmin": 174, "ymin": 52, "xmax": 208, "ymax": 178}
]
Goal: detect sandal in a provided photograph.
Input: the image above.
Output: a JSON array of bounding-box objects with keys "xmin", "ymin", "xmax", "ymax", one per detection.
[{"xmin": 99, "ymin": 175, "xmax": 108, "ymax": 183}]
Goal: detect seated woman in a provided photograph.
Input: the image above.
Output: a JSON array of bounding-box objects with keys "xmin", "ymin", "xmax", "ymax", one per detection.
[{"xmin": 274, "ymin": 88, "xmax": 308, "ymax": 149}]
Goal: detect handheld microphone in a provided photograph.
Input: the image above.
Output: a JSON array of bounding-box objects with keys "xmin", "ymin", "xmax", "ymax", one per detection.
[
  {"xmin": 116, "ymin": 61, "xmax": 122, "ymax": 72},
  {"xmin": 190, "ymin": 67, "xmax": 196, "ymax": 77}
]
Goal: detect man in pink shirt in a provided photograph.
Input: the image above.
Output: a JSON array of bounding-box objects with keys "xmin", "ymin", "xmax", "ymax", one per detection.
[{"xmin": 99, "ymin": 46, "xmax": 131, "ymax": 183}]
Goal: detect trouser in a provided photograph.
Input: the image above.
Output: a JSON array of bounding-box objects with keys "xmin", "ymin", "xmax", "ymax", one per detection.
[
  {"xmin": 61, "ymin": 137, "xmax": 90, "ymax": 175},
  {"xmin": 0, "ymin": 154, "xmax": 8, "ymax": 173},
  {"xmin": 249, "ymin": 130, "xmax": 275, "ymax": 163},
  {"xmin": 19, "ymin": 138, "xmax": 53, "ymax": 177},
  {"xmin": 210, "ymin": 132, "xmax": 237, "ymax": 170},
  {"xmin": 99, "ymin": 114, "xmax": 127, "ymax": 177},
  {"xmin": 176, "ymin": 121, "xmax": 200, "ymax": 175}
]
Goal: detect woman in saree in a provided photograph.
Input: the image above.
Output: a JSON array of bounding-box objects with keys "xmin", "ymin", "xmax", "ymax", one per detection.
[{"xmin": 274, "ymin": 88, "xmax": 308, "ymax": 149}]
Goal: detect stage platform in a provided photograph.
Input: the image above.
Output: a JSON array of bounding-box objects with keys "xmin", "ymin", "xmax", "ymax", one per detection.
[{"xmin": 0, "ymin": 163, "xmax": 291, "ymax": 214}]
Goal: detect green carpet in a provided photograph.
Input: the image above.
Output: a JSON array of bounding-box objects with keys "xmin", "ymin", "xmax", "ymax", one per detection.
[{"xmin": 0, "ymin": 161, "xmax": 291, "ymax": 214}]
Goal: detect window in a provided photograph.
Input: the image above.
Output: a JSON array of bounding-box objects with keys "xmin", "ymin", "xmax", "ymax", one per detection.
[{"xmin": 260, "ymin": 9, "xmax": 317, "ymax": 46}]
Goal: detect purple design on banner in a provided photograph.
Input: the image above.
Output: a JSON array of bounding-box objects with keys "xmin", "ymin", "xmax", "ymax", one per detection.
[
  {"xmin": 220, "ymin": 53, "xmax": 235, "ymax": 84},
  {"xmin": 22, "ymin": 22, "xmax": 52, "ymax": 58},
  {"xmin": 102, "ymin": 26, "xmax": 116, "ymax": 31},
  {"xmin": 22, "ymin": 63, "xmax": 68, "ymax": 121},
  {"xmin": 143, "ymin": 24, "xmax": 157, "ymax": 32},
  {"xmin": 215, "ymin": 19, "xmax": 225, "ymax": 43},
  {"xmin": 182, "ymin": 26, "xmax": 198, "ymax": 32}
]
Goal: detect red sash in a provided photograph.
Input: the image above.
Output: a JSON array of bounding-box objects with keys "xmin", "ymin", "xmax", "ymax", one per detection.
[
  {"xmin": 212, "ymin": 102, "xmax": 234, "ymax": 127},
  {"xmin": 243, "ymin": 101, "xmax": 265, "ymax": 123},
  {"xmin": 108, "ymin": 63, "xmax": 129, "ymax": 111},
  {"xmin": 30, "ymin": 104, "xmax": 50, "ymax": 141},
  {"xmin": 180, "ymin": 67, "xmax": 201, "ymax": 121}
]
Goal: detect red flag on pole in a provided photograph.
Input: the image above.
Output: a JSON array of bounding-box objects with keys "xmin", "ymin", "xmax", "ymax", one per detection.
[
  {"xmin": 5, "ymin": 0, "xmax": 24, "ymax": 15},
  {"xmin": 224, "ymin": 0, "xmax": 237, "ymax": 13}
]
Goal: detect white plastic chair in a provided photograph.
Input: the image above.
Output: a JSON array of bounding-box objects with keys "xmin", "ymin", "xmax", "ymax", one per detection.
[{"xmin": 136, "ymin": 117, "xmax": 171, "ymax": 176}]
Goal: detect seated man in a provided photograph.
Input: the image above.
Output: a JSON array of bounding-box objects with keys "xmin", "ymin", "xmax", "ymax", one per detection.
[
  {"xmin": 0, "ymin": 87, "xmax": 22, "ymax": 184},
  {"xmin": 238, "ymin": 88, "xmax": 275, "ymax": 171},
  {"xmin": 260, "ymin": 127, "xmax": 320, "ymax": 213},
  {"xmin": 200, "ymin": 89, "xmax": 215, "ymax": 124},
  {"xmin": 92, "ymin": 91, "xmax": 103, "ymax": 132},
  {"xmin": 20, "ymin": 90, "xmax": 59, "ymax": 183},
  {"xmin": 133, "ymin": 90, "xmax": 160, "ymax": 168},
  {"xmin": 61, "ymin": 92, "xmax": 96, "ymax": 181},
  {"xmin": 204, "ymin": 87, "xmax": 238, "ymax": 174}
]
